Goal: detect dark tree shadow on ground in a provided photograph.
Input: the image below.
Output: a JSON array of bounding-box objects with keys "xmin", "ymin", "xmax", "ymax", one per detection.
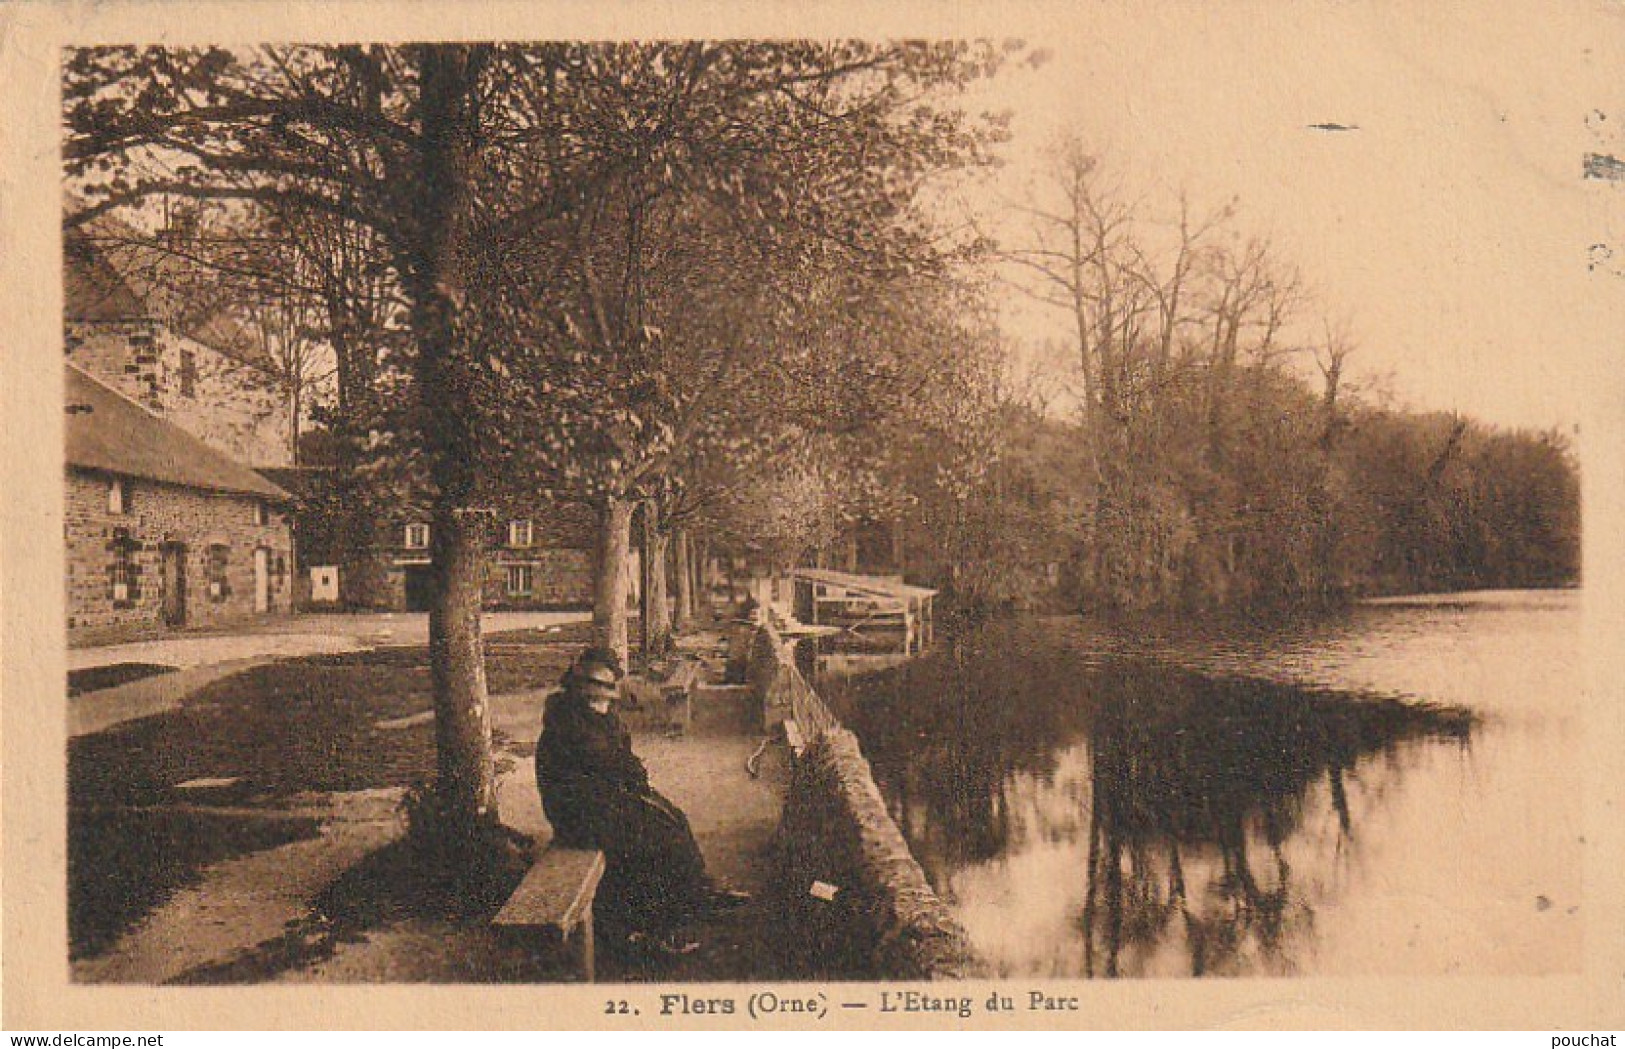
[
  {"xmin": 164, "ymin": 829, "xmax": 536, "ymax": 984},
  {"xmin": 70, "ymin": 808, "xmax": 322, "ymax": 960},
  {"xmin": 68, "ymin": 662, "xmax": 177, "ymax": 696},
  {"xmin": 69, "ymin": 625, "xmax": 590, "ymax": 963}
]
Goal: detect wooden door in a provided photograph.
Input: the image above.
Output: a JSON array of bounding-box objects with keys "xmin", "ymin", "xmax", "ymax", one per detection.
[
  {"xmin": 254, "ymin": 547, "xmax": 271, "ymax": 613},
  {"xmin": 403, "ymin": 564, "xmax": 434, "ymax": 612},
  {"xmin": 161, "ymin": 543, "xmax": 187, "ymax": 626}
]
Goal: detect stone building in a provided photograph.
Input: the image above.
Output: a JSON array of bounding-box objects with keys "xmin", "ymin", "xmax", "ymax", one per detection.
[
  {"xmin": 451, "ymin": 506, "xmax": 598, "ymax": 612},
  {"xmin": 63, "ymin": 222, "xmax": 298, "ymax": 642},
  {"xmin": 377, "ymin": 511, "xmax": 597, "ymax": 613},
  {"xmin": 64, "ymin": 228, "xmax": 292, "ymax": 469},
  {"xmin": 267, "ymin": 470, "xmax": 599, "ymax": 612},
  {"xmin": 63, "ymin": 221, "xmax": 598, "ymax": 617},
  {"xmin": 66, "ymin": 364, "xmax": 294, "ymax": 644}
]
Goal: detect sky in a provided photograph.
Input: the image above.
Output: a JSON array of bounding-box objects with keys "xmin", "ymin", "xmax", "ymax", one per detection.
[{"xmin": 958, "ymin": 1, "xmax": 1623, "ymax": 434}]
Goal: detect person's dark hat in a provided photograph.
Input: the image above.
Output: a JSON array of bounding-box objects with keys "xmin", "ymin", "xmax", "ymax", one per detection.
[
  {"xmin": 576, "ymin": 646, "xmax": 624, "ymax": 679},
  {"xmin": 575, "ymin": 661, "xmax": 619, "ymax": 690}
]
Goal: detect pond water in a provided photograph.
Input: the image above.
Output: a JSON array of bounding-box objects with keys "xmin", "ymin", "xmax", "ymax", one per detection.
[{"xmin": 819, "ymin": 589, "xmax": 1584, "ymax": 978}]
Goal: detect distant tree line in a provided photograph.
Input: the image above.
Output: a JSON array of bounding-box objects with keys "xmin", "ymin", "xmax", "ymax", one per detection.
[
  {"xmin": 664, "ymin": 135, "xmax": 1584, "ymax": 614},
  {"xmin": 893, "ymin": 133, "xmax": 1581, "ymax": 613},
  {"xmin": 912, "ymin": 340, "xmax": 1580, "ymax": 613},
  {"xmin": 1326, "ymin": 408, "xmax": 1579, "ymax": 597}
]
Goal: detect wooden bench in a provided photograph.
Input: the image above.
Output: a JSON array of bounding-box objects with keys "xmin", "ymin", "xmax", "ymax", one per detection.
[
  {"xmin": 659, "ymin": 659, "xmax": 701, "ymax": 734},
  {"xmin": 622, "ymin": 659, "xmax": 702, "ymax": 734},
  {"xmin": 493, "ymin": 846, "xmax": 606, "ymax": 981}
]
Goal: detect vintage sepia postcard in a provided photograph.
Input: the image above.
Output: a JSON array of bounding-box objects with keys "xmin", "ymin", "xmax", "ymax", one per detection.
[{"xmin": 3, "ymin": 0, "xmax": 1624, "ymax": 1033}]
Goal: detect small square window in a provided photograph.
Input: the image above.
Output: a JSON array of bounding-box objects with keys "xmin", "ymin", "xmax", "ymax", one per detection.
[
  {"xmin": 508, "ymin": 519, "xmax": 533, "ymax": 548},
  {"xmin": 506, "ymin": 564, "xmax": 534, "ymax": 596},
  {"xmin": 404, "ymin": 523, "xmax": 430, "ymax": 549}
]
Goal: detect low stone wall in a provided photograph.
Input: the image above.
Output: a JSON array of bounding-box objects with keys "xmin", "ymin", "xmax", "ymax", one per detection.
[
  {"xmin": 776, "ymin": 729, "xmax": 986, "ymax": 979},
  {"xmin": 753, "ymin": 624, "xmax": 984, "ymax": 980}
]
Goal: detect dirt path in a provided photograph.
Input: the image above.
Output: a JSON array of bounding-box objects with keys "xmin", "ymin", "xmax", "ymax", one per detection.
[
  {"xmin": 73, "ymin": 791, "xmax": 400, "ymax": 984},
  {"xmin": 69, "ymin": 612, "xmax": 591, "ymax": 737},
  {"xmin": 70, "ymin": 659, "xmax": 265, "ymax": 737},
  {"xmin": 274, "ymin": 689, "xmax": 794, "ymax": 984},
  {"xmin": 70, "ymin": 611, "xmax": 590, "ymax": 669},
  {"xmin": 72, "ymin": 661, "xmax": 797, "ymax": 985}
]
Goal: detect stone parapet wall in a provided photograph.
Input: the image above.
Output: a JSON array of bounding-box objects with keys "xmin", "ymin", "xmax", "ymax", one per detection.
[
  {"xmin": 753, "ymin": 624, "xmax": 983, "ymax": 979},
  {"xmin": 776, "ymin": 728, "xmax": 986, "ymax": 980},
  {"xmin": 746, "ymin": 620, "xmax": 838, "ymax": 735},
  {"xmin": 746, "ymin": 622, "xmax": 795, "ymax": 731}
]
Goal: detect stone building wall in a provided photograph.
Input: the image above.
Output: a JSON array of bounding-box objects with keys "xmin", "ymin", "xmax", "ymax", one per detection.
[
  {"xmin": 66, "ymin": 320, "xmax": 291, "ymax": 468},
  {"xmin": 300, "ymin": 510, "xmax": 596, "ymax": 612},
  {"xmin": 369, "ymin": 547, "xmax": 594, "ymax": 612},
  {"xmin": 312, "ymin": 548, "xmax": 397, "ymax": 610},
  {"xmin": 484, "ymin": 547, "xmax": 594, "ymax": 609},
  {"xmin": 66, "ymin": 470, "xmax": 293, "ymax": 643}
]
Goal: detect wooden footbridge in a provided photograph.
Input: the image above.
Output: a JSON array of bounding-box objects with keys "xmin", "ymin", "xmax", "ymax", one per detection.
[{"xmin": 786, "ymin": 568, "xmax": 936, "ymax": 655}]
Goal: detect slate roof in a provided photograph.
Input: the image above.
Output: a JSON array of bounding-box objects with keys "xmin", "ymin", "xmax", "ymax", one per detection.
[
  {"xmin": 65, "ymin": 364, "xmax": 290, "ymax": 501},
  {"xmin": 63, "ymin": 237, "xmax": 146, "ymax": 322}
]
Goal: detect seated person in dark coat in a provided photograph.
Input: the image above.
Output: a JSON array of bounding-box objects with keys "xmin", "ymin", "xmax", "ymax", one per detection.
[{"xmin": 535, "ymin": 650, "xmax": 744, "ymax": 951}]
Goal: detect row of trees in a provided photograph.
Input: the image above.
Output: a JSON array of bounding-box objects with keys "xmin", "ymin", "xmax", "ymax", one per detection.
[
  {"xmin": 933, "ymin": 383, "xmax": 1579, "ymax": 613},
  {"xmin": 1330, "ymin": 408, "xmax": 1579, "ymax": 596},
  {"xmin": 65, "ymin": 42, "xmax": 1015, "ymax": 855},
  {"xmin": 915, "ymin": 135, "xmax": 1580, "ymax": 612}
]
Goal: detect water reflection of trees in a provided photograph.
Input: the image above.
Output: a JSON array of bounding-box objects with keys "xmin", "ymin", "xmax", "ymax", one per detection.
[
  {"xmin": 832, "ymin": 621, "xmax": 1097, "ymax": 872},
  {"xmin": 1083, "ymin": 671, "xmax": 1372, "ymax": 976},
  {"xmin": 830, "ymin": 620, "xmax": 1474, "ymax": 978}
]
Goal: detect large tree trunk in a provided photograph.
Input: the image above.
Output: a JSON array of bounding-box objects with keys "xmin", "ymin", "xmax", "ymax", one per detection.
[
  {"xmin": 429, "ymin": 505, "xmax": 496, "ymax": 827},
  {"xmin": 641, "ymin": 501, "xmax": 672, "ymax": 656},
  {"xmin": 329, "ymin": 315, "xmax": 385, "ymax": 610},
  {"xmin": 289, "ymin": 372, "xmax": 303, "ymax": 466},
  {"xmin": 592, "ymin": 495, "xmax": 634, "ymax": 669},
  {"xmin": 698, "ymin": 536, "xmax": 714, "ymax": 621},
  {"xmin": 673, "ymin": 526, "xmax": 694, "ymax": 633},
  {"xmin": 407, "ymin": 45, "xmax": 498, "ymax": 841}
]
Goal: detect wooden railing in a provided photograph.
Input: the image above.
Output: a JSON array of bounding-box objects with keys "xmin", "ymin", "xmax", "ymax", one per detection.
[
  {"xmin": 755, "ymin": 617, "xmax": 841, "ymax": 742},
  {"xmin": 783, "ymin": 646, "xmax": 839, "ymax": 739}
]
